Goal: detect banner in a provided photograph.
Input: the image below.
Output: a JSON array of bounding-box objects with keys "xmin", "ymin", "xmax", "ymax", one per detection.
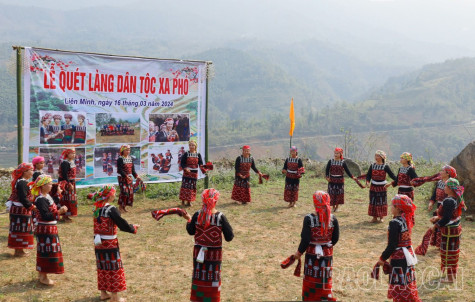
[{"xmin": 23, "ymin": 47, "xmax": 209, "ymax": 187}]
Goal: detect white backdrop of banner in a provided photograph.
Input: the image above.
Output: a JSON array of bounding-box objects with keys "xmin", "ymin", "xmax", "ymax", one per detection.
[{"xmin": 23, "ymin": 47, "xmax": 208, "ymax": 187}]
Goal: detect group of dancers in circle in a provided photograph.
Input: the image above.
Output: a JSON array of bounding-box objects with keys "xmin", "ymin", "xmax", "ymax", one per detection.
[
  {"xmin": 100, "ymin": 123, "xmax": 135, "ymax": 136},
  {"xmin": 5, "ymin": 142, "xmax": 467, "ymax": 301}
]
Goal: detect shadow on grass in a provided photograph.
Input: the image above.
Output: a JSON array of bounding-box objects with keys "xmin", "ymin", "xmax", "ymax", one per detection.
[
  {"xmin": 0, "ymin": 252, "xmax": 15, "ymax": 261},
  {"xmin": 0, "ymin": 234, "xmax": 8, "ymax": 244},
  {"xmin": 251, "ymin": 205, "xmax": 290, "ymax": 214},
  {"xmin": 418, "ymin": 277, "xmax": 460, "ymax": 301},
  {"xmin": 0, "ymin": 279, "xmax": 45, "ymax": 295},
  {"xmin": 72, "ymin": 297, "xmax": 102, "ymax": 302}
]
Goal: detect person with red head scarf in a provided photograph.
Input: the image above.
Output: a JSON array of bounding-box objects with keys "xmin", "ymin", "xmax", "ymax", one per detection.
[
  {"xmin": 282, "ymin": 146, "xmax": 305, "ymax": 207},
  {"xmin": 425, "ymin": 165, "xmax": 457, "ymax": 248},
  {"xmin": 186, "ymin": 188, "xmax": 234, "ymax": 302},
  {"xmin": 7, "ymin": 163, "xmax": 35, "ymax": 257},
  {"xmin": 231, "ymin": 145, "xmax": 263, "ymax": 204},
  {"xmin": 325, "ymin": 147, "xmax": 356, "ymax": 212},
  {"xmin": 117, "ymin": 145, "xmax": 140, "ymax": 212},
  {"xmin": 91, "ymin": 185, "xmax": 139, "ymax": 302},
  {"xmin": 365, "ymin": 150, "xmax": 397, "ymax": 223},
  {"xmin": 290, "ymin": 191, "xmax": 339, "ymax": 301},
  {"xmin": 180, "ymin": 140, "xmax": 208, "ymax": 207},
  {"xmin": 388, "ymin": 152, "xmax": 418, "ymax": 201},
  {"xmin": 377, "ymin": 195, "xmax": 421, "ymax": 302},
  {"xmin": 58, "ymin": 148, "xmax": 77, "ymax": 221},
  {"xmin": 31, "ymin": 175, "xmax": 68, "ymax": 285},
  {"xmin": 429, "ymin": 178, "xmax": 465, "ymax": 283}
]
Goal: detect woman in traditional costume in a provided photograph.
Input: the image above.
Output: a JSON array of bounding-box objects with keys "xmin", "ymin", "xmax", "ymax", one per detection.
[
  {"xmin": 186, "ymin": 188, "xmax": 234, "ymax": 302},
  {"xmin": 58, "ymin": 148, "xmax": 77, "ymax": 221},
  {"xmin": 325, "ymin": 147, "xmax": 356, "ymax": 212},
  {"xmin": 388, "ymin": 152, "xmax": 418, "ymax": 201},
  {"xmin": 92, "ymin": 185, "xmax": 139, "ymax": 302},
  {"xmin": 179, "ymin": 140, "xmax": 208, "ymax": 207},
  {"xmin": 32, "ymin": 156, "xmax": 45, "ymax": 182},
  {"xmin": 365, "ymin": 150, "xmax": 397, "ymax": 223},
  {"xmin": 377, "ymin": 194, "xmax": 421, "ymax": 302},
  {"xmin": 430, "ymin": 178, "xmax": 465, "ymax": 283},
  {"xmin": 32, "ymin": 175, "xmax": 68, "ymax": 285},
  {"xmin": 40, "ymin": 115, "xmax": 52, "ymax": 144},
  {"xmin": 74, "ymin": 114, "xmax": 87, "ymax": 144},
  {"xmin": 427, "ymin": 165, "xmax": 456, "ymax": 248},
  {"xmin": 7, "ymin": 163, "xmax": 35, "ymax": 257},
  {"xmin": 231, "ymin": 145, "xmax": 263, "ymax": 204},
  {"xmin": 293, "ymin": 191, "xmax": 339, "ymax": 301},
  {"xmin": 117, "ymin": 145, "xmax": 140, "ymax": 212},
  {"xmin": 62, "ymin": 113, "xmax": 75, "ymax": 143},
  {"xmin": 49, "ymin": 114, "xmax": 64, "ymax": 144},
  {"xmin": 282, "ymin": 146, "xmax": 304, "ymax": 207}
]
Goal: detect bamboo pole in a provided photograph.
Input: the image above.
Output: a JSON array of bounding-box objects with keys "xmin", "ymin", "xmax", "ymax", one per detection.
[
  {"xmin": 15, "ymin": 47, "xmax": 23, "ymax": 165},
  {"xmin": 204, "ymin": 63, "xmax": 210, "ymax": 189}
]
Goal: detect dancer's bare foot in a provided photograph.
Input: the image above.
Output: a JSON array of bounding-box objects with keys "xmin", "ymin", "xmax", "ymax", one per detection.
[
  {"xmin": 379, "ymin": 217, "xmax": 384, "ymax": 223},
  {"xmin": 39, "ymin": 273, "xmax": 55, "ymax": 286},
  {"xmin": 185, "ymin": 202, "xmax": 191, "ymax": 207},
  {"xmin": 64, "ymin": 216, "xmax": 73, "ymax": 223},
  {"xmin": 370, "ymin": 217, "xmax": 378, "ymax": 223},
  {"xmin": 100, "ymin": 290, "xmax": 112, "ymax": 300},
  {"xmin": 235, "ymin": 201, "xmax": 242, "ymax": 205},
  {"xmin": 119, "ymin": 206, "xmax": 126, "ymax": 213},
  {"xmin": 110, "ymin": 292, "xmax": 126, "ymax": 302},
  {"xmin": 14, "ymin": 249, "xmax": 28, "ymax": 257},
  {"xmin": 440, "ymin": 275, "xmax": 455, "ymax": 283}
]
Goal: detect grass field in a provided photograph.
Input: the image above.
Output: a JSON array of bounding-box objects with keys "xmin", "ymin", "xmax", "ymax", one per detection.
[{"xmin": 0, "ymin": 160, "xmax": 473, "ymax": 301}]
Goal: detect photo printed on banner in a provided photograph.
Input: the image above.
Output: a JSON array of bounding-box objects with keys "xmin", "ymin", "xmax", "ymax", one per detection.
[
  {"xmin": 93, "ymin": 146, "xmax": 141, "ymax": 178},
  {"xmin": 38, "ymin": 147, "xmax": 86, "ymax": 179},
  {"xmin": 148, "ymin": 113, "xmax": 190, "ymax": 143},
  {"xmin": 39, "ymin": 111, "xmax": 88, "ymax": 145},
  {"xmin": 95, "ymin": 113, "xmax": 141, "ymax": 144},
  {"xmin": 148, "ymin": 145, "xmax": 187, "ymax": 175}
]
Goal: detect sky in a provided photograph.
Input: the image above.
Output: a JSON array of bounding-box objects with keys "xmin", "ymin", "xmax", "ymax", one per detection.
[{"xmin": 2, "ymin": 0, "xmax": 474, "ymax": 52}]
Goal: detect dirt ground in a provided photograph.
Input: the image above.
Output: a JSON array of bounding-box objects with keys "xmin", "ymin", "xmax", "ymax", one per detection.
[{"xmin": 0, "ymin": 177, "xmax": 473, "ymax": 301}]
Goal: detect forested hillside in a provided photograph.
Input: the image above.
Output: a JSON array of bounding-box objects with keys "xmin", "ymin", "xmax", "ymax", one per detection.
[{"xmin": 0, "ymin": 2, "xmax": 474, "ymax": 164}]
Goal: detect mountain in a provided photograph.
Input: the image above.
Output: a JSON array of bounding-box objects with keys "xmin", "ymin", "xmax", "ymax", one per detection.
[{"xmin": 209, "ymin": 58, "xmax": 475, "ymax": 161}]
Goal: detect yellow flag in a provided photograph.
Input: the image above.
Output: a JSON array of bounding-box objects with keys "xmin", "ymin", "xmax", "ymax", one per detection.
[{"xmin": 289, "ymin": 98, "xmax": 295, "ymax": 136}]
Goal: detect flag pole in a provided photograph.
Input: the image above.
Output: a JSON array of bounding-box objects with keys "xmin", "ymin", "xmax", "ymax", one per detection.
[{"xmin": 289, "ymin": 98, "xmax": 295, "ymax": 150}]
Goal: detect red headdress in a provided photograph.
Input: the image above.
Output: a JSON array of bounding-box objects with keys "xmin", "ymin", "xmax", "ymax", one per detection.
[
  {"xmin": 391, "ymin": 194, "xmax": 416, "ymax": 230},
  {"xmin": 197, "ymin": 188, "xmax": 220, "ymax": 229},
  {"xmin": 91, "ymin": 185, "xmax": 117, "ymax": 217},
  {"xmin": 242, "ymin": 145, "xmax": 250, "ymax": 150},
  {"xmin": 11, "ymin": 163, "xmax": 34, "ymax": 190},
  {"xmin": 334, "ymin": 148, "xmax": 343, "ymax": 160},
  {"xmin": 61, "ymin": 148, "xmax": 75, "ymax": 160},
  {"xmin": 443, "ymin": 165, "xmax": 457, "ymax": 178},
  {"xmin": 312, "ymin": 191, "xmax": 332, "ymax": 236},
  {"xmin": 64, "ymin": 113, "xmax": 73, "ymax": 120}
]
